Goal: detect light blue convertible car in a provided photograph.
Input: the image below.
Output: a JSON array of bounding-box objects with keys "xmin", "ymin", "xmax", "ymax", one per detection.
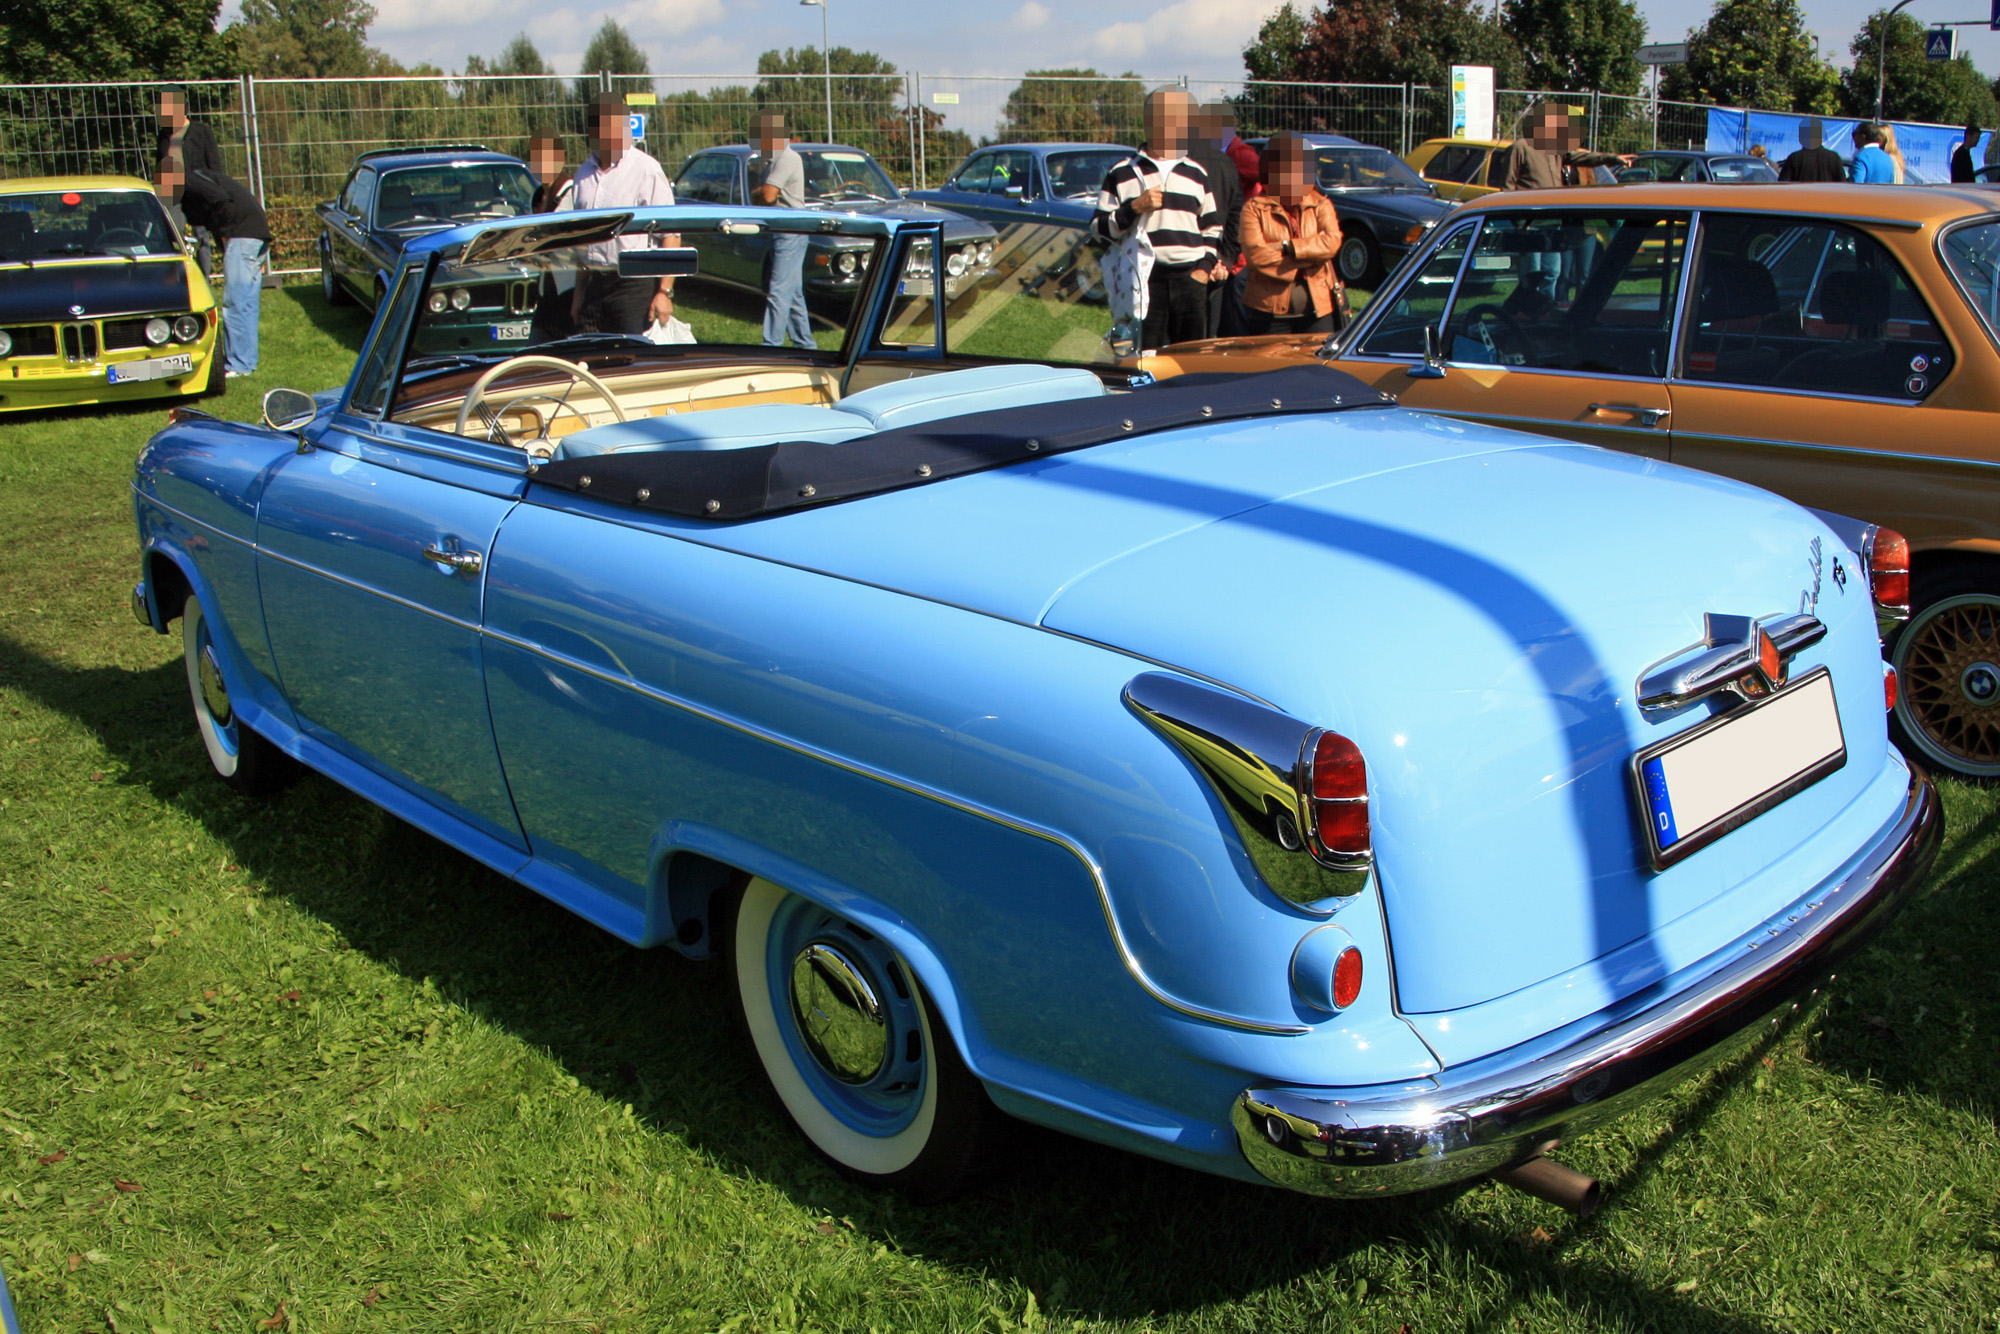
[{"xmin": 130, "ymin": 205, "xmax": 1940, "ymax": 1212}]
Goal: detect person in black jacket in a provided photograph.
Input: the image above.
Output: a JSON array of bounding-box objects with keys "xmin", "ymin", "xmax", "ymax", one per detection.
[
  {"xmin": 1189, "ymin": 102, "xmax": 1247, "ymax": 337},
  {"xmin": 159, "ymin": 151, "xmax": 270, "ymax": 377},
  {"xmin": 1778, "ymin": 118, "xmax": 1845, "ymax": 182},
  {"xmin": 1952, "ymin": 118, "xmax": 1982, "ymax": 182},
  {"xmin": 156, "ymin": 89, "xmax": 222, "ymax": 274}
]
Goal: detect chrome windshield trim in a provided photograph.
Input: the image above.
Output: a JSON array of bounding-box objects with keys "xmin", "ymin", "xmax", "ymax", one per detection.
[
  {"xmin": 338, "ymin": 424, "xmax": 533, "ymax": 476},
  {"xmin": 1664, "ymin": 209, "xmax": 1702, "ymax": 378},
  {"xmin": 1934, "ymin": 213, "xmax": 2000, "ymax": 357},
  {"xmin": 481, "ymin": 628, "xmax": 1310, "ymax": 1035}
]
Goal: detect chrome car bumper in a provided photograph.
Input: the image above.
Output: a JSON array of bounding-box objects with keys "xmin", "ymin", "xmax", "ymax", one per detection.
[
  {"xmin": 130, "ymin": 579, "xmax": 153, "ymax": 629},
  {"xmin": 1235, "ymin": 764, "xmax": 1940, "ymax": 1197}
]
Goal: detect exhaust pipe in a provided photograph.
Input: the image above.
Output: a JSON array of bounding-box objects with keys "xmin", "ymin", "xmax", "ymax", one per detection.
[{"xmin": 1494, "ymin": 1155, "xmax": 1601, "ymax": 1218}]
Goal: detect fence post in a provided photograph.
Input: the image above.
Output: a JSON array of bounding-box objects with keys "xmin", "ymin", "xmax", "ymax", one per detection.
[
  {"xmin": 600, "ymin": 70, "xmax": 610, "ymax": 93},
  {"xmin": 241, "ymin": 74, "xmax": 266, "ymax": 207},
  {"xmin": 914, "ymin": 72, "xmax": 926, "ymax": 190},
  {"xmin": 1589, "ymin": 90, "xmax": 1599, "ymax": 151},
  {"xmin": 1401, "ymin": 82, "xmax": 1411, "ymax": 157}
]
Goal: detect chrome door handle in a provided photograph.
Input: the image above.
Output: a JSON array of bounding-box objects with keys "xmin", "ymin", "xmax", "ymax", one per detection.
[
  {"xmin": 422, "ymin": 542, "xmax": 482, "ymax": 574},
  {"xmin": 1589, "ymin": 403, "xmax": 1670, "ymax": 427}
]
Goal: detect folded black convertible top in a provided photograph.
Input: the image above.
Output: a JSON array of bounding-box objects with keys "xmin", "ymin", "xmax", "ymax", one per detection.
[{"xmin": 528, "ymin": 363, "xmax": 1394, "ymax": 522}]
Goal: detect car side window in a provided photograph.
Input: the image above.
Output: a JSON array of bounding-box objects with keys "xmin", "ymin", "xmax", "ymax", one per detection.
[
  {"xmin": 1485, "ymin": 149, "xmax": 1510, "ymax": 188},
  {"xmin": 1422, "ymin": 146, "xmax": 1479, "ymax": 184},
  {"xmin": 675, "ymin": 155, "xmax": 737, "ymax": 206},
  {"xmin": 347, "ymin": 171, "xmax": 375, "ymax": 222},
  {"xmin": 992, "ymin": 151, "xmax": 1035, "ymax": 196},
  {"xmin": 1356, "ymin": 224, "xmax": 1474, "ymax": 356},
  {"xmin": 1436, "ymin": 212, "xmax": 1688, "ymax": 377},
  {"xmin": 950, "ymin": 153, "xmax": 995, "ymax": 194},
  {"xmin": 1681, "ymin": 214, "xmax": 1949, "ymax": 400},
  {"xmin": 347, "ymin": 267, "xmax": 424, "ymax": 417}
]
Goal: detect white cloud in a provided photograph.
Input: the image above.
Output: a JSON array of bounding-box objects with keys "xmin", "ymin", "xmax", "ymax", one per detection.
[
  {"xmin": 1014, "ymin": 2, "xmax": 1051, "ymax": 31},
  {"xmin": 1089, "ymin": 0, "xmax": 1275, "ymax": 64}
]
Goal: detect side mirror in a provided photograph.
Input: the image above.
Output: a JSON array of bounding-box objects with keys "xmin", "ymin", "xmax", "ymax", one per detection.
[{"xmin": 262, "ymin": 387, "xmax": 318, "ymax": 434}]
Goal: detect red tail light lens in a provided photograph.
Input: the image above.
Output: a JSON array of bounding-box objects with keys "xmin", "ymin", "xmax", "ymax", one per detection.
[
  {"xmin": 1306, "ymin": 730, "xmax": 1370, "ymax": 860},
  {"xmin": 1884, "ymin": 663, "xmax": 1898, "ymax": 712},
  {"xmin": 1331, "ymin": 946, "xmax": 1363, "ymax": 1009},
  {"xmin": 1869, "ymin": 528, "xmax": 1910, "ymax": 617}
]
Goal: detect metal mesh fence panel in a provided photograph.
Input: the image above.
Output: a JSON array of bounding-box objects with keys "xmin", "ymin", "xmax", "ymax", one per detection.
[
  {"xmin": 911, "ymin": 74, "xmax": 1163, "ymax": 189},
  {"xmin": 0, "ymin": 79, "xmax": 250, "ymax": 190}
]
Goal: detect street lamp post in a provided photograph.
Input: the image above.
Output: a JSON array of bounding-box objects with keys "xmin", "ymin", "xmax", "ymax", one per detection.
[
  {"xmin": 1875, "ymin": 0, "xmax": 1921, "ymax": 122},
  {"xmin": 800, "ymin": 0, "xmax": 833, "ymax": 144}
]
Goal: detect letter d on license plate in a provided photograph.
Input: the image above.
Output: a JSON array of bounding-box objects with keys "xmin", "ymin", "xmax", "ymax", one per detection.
[{"xmin": 1633, "ymin": 668, "xmax": 1846, "ymax": 870}]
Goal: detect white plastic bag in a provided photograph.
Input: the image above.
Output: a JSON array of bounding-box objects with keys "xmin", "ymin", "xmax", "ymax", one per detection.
[{"xmin": 645, "ymin": 316, "xmax": 697, "ymax": 345}]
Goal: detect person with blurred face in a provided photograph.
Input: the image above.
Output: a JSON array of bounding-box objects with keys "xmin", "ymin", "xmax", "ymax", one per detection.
[
  {"xmin": 1779, "ymin": 117, "xmax": 1844, "ymax": 182},
  {"xmin": 751, "ymin": 112, "xmax": 814, "ymax": 348},
  {"xmin": 1952, "ymin": 118, "xmax": 1983, "ymax": 183},
  {"xmin": 1091, "ymin": 88, "xmax": 1223, "ymax": 349},
  {"xmin": 1186, "ymin": 102, "xmax": 1245, "ymax": 337},
  {"xmin": 1850, "ymin": 122, "xmax": 1898, "ymax": 184},
  {"xmin": 1239, "ymin": 131, "xmax": 1343, "ymax": 337},
  {"xmin": 564, "ymin": 91, "xmax": 676, "ymax": 335},
  {"xmin": 527, "ymin": 130, "xmax": 578, "ymax": 343},
  {"xmin": 157, "ymin": 149, "xmax": 269, "ymax": 377},
  {"xmin": 1504, "ymin": 102, "xmax": 1623, "ymax": 191},
  {"xmin": 156, "ymin": 88, "xmax": 223, "ymax": 274}
]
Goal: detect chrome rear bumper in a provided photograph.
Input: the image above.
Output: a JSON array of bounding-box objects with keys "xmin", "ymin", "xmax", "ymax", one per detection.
[{"xmin": 1235, "ymin": 763, "xmax": 1940, "ymax": 1197}]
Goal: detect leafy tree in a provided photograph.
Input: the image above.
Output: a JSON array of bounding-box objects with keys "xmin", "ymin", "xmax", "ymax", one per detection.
[
  {"xmin": 1502, "ymin": 0, "xmax": 1645, "ymax": 95},
  {"xmin": 994, "ymin": 69, "xmax": 1146, "ymax": 143},
  {"xmin": 574, "ymin": 19, "xmax": 652, "ymax": 104},
  {"xmin": 754, "ymin": 46, "xmax": 901, "ymax": 143},
  {"xmin": 466, "ymin": 33, "xmax": 551, "ymax": 78},
  {"xmin": 1243, "ymin": 3, "xmax": 1311, "ymax": 83},
  {"xmin": 1839, "ymin": 10, "xmax": 1998, "ymax": 125},
  {"xmin": 0, "ymin": 0, "xmax": 239, "ymax": 81},
  {"xmin": 228, "ymin": 0, "xmax": 399, "ymax": 78},
  {"xmin": 1660, "ymin": 0, "xmax": 1837, "ymax": 113}
]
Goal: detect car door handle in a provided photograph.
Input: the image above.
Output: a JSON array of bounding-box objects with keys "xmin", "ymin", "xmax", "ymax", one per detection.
[
  {"xmin": 1589, "ymin": 403, "xmax": 1670, "ymax": 427},
  {"xmin": 422, "ymin": 542, "xmax": 482, "ymax": 574}
]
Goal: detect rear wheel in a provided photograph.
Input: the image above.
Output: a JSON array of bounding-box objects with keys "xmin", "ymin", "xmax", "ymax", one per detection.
[
  {"xmin": 1890, "ymin": 563, "xmax": 2000, "ymax": 780},
  {"xmin": 727, "ymin": 876, "xmax": 997, "ymax": 1200},
  {"xmin": 182, "ymin": 594, "xmax": 292, "ymax": 795}
]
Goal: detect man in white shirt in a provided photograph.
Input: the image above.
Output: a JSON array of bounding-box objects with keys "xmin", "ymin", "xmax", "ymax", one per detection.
[
  {"xmin": 565, "ymin": 92, "xmax": 676, "ymax": 336},
  {"xmin": 752, "ymin": 113, "xmax": 815, "ymax": 348}
]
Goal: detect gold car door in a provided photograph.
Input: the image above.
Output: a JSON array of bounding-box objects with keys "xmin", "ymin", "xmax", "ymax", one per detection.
[{"xmin": 1332, "ymin": 209, "xmax": 1687, "ymax": 460}]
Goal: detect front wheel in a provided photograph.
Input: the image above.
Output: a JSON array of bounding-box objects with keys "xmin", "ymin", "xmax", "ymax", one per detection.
[
  {"xmin": 1336, "ymin": 230, "xmax": 1380, "ymax": 288},
  {"xmin": 1890, "ymin": 565, "xmax": 2000, "ymax": 780},
  {"xmin": 182, "ymin": 594, "xmax": 293, "ymax": 795},
  {"xmin": 728, "ymin": 877, "xmax": 997, "ymax": 1200}
]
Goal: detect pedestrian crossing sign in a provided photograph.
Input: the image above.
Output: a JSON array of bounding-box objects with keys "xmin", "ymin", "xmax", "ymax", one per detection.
[{"xmin": 1926, "ymin": 27, "xmax": 1957, "ymax": 60}]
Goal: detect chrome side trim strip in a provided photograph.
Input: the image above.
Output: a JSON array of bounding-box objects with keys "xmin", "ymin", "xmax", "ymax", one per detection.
[
  {"xmin": 257, "ymin": 545, "xmax": 483, "ymax": 634},
  {"xmin": 131, "ymin": 488, "xmax": 256, "ymax": 551},
  {"xmin": 339, "ymin": 424, "xmax": 532, "ymax": 475},
  {"xmin": 480, "ymin": 627, "xmax": 1310, "ymax": 1035},
  {"xmin": 1670, "ymin": 426, "xmax": 2000, "ymax": 471}
]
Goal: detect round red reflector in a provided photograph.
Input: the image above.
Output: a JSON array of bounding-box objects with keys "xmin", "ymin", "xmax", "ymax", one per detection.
[
  {"xmin": 1331, "ymin": 946, "xmax": 1363, "ymax": 1009},
  {"xmin": 60, "ymin": 191, "xmax": 81, "ymax": 206}
]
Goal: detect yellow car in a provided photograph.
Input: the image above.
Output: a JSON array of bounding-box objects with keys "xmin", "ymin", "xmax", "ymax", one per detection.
[
  {"xmin": 0, "ymin": 175, "xmax": 224, "ymax": 413},
  {"xmin": 1404, "ymin": 138, "xmax": 1512, "ymax": 203}
]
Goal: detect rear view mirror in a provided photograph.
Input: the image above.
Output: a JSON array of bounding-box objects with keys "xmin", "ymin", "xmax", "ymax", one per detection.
[
  {"xmin": 261, "ymin": 388, "xmax": 317, "ymax": 433},
  {"xmin": 617, "ymin": 247, "xmax": 700, "ymax": 278}
]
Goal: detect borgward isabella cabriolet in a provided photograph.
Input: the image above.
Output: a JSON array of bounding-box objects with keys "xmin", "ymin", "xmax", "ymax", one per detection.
[{"xmin": 130, "ymin": 205, "xmax": 1939, "ymax": 1210}]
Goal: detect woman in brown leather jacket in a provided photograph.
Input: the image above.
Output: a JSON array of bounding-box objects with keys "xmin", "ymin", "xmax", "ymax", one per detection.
[{"xmin": 1239, "ymin": 132, "xmax": 1344, "ymax": 336}]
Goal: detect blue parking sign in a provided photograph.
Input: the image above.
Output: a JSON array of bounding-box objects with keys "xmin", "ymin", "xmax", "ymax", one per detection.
[{"xmin": 628, "ymin": 113, "xmax": 647, "ymax": 141}]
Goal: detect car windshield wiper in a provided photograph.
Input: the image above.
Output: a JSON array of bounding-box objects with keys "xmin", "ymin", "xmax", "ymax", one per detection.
[
  {"xmin": 405, "ymin": 352, "xmax": 504, "ymax": 370},
  {"xmin": 529, "ymin": 333, "xmax": 654, "ymax": 353}
]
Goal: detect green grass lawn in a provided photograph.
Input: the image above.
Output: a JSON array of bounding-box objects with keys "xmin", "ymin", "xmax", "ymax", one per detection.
[{"xmin": 4, "ymin": 287, "xmax": 2000, "ymax": 1332}]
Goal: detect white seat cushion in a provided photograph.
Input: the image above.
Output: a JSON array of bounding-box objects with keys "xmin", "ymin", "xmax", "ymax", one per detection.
[
  {"xmin": 832, "ymin": 364, "xmax": 1106, "ymax": 431},
  {"xmin": 555, "ymin": 403, "xmax": 872, "ymax": 459}
]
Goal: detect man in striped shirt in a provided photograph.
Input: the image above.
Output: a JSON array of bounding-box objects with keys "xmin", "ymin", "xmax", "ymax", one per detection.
[{"xmin": 1093, "ymin": 88, "xmax": 1223, "ymax": 349}]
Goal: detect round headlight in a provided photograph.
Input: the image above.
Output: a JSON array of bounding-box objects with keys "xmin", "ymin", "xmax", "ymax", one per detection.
[
  {"xmin": 144, "ymin": 317, "xmax": 171, "ymax": 346},
  {"xmin": 945, "ymin": 249, "xmax": 970, "ymax": 277},
  {"xmin": 0, "ymin": 329, "xmax": 13, "ymax": 358},
  {"xmin": 450, "ymin": 288, "xmax": 472, "ymax": 311},
  {"xmin": 835, "ymin": 251, "xmax": 858, "ymax": 276},
  {"xmin": 426, "ymin": 291, "xmax": 448, "ymax": 313},
  {"xmin": 977, "ymin": 241, "xmax": 994, "ymax": 264},
  {"xmin": 172, "ymin": 314, "xmax": 202, "ymax": 343}
]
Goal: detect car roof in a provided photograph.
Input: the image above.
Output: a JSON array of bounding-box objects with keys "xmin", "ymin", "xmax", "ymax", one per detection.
[
  {"xmin": 973, "ymin": 143, "xmax": 1135, "ymax": 154},
  {"xmin": 1415, "ymin": 138, "xmax": 1510, "ymax": 150},
  {"xmin": 369, "ymin": 151, "xmax": 525, "ymax": 171},
  {"xmin": 1452, "ymin": 181, "xmax": 2000, "ymax": 225},
  {"xmin": 0, "ymin": 175, "xmax": 158, "ymax": 194},
  {"xmin": 1296, "ymin": 133, "xmax": 1385, "ymax": 149}
]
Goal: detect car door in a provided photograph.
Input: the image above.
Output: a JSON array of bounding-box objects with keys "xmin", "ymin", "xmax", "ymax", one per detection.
[
  {"xmin": 254, "ymin": 266, "xmax": 528, "ymax": 854},
  {"xmin": 336, "ymin": 170, "xmax": 376, "ymax": 300},
  {"xmin": 1666, "ymin": 210, "xmax": 1998, "ymax": 547},
  {"xmin": 928, "ymin": 151, "xmax": 1000, "ymax": 221},
  {"xmin": 1332, "ymin": 208, "xmax": 1686, "ymax": 459}
]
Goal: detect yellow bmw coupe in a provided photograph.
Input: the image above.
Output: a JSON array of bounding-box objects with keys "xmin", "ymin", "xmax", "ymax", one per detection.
[{"xmin": 0, "ymin": 175, "xmax": 224, "ymax": 413}]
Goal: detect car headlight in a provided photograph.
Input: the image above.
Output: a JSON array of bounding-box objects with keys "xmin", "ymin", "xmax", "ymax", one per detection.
[
  {"xmin": 0, "ymin": 330, "xmax": 12, "ymax": 358},
  {"xmin": 835, "ymin": 251, "xmax": 859, "ymax": 276},
  {"xmin": 172, "ymin": 314, "xmax": 202, "ymax": 343},
  {"xmin": 427, "ymin": 291, "xmax": 448, "ymax": 313},
  {"xmin": 977, "ymin": 241, "xmax": 994, "ymax": 264},
  {"xmin": 144, "ymin": 317, "xmax": 171, "ymax": 346},
  {"xmin": 945, "ymin": 249, "xmax": 970, "ymax": 277},
  {"xmin": 450, "ymin": 288, "xmax": 471, "ymax": 311}
]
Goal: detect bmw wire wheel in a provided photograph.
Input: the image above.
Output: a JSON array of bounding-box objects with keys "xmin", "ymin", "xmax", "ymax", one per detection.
[
  {"xmin": 729, "ymin": 876, "xmax": 995, "ymax": 1199},
  {"xmin": 1893, "ymin": 583, "xmax": 2000, "ymax": 779}
]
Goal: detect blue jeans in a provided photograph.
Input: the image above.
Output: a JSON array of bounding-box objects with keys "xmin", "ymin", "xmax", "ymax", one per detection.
[
  {"xmin": 222, "ymin": 237, "xmax": 266, "ymax": 373},
  {"xmin": 763, "ymin": 232, "xmax": 814, "ymax": 348}
]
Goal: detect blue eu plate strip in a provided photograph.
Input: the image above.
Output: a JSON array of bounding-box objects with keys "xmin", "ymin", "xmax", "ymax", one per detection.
[{"xmin": 1641, "ymin": 755, "xmax": 1678, "ymax": 848}]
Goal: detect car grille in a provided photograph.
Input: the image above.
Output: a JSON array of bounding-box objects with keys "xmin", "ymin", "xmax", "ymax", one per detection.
[
  {"xmin": 102, "ymin": 318, "xmax": 156, "ymax": 351},
  {"xmin": 60, "ymin": 322, "xmax": 98, "ymax": 364},
  {"xmin": 0, "ymin": 325, "xmax": 58, "ymax": 358},
  {"xmin": 464, "ymin": 280, "xmax": 540, "ymax": 315}
]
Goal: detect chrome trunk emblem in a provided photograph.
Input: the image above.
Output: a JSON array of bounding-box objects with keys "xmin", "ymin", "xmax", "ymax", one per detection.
[{"xmin": 1637, "ymin": 613, "xmax": 1826, "ymax": 713}]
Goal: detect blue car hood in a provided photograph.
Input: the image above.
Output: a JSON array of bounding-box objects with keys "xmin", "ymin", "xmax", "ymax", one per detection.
[{"xmin": 706, "ymin": 409, "xmax": 1889, "ymax": 1014}]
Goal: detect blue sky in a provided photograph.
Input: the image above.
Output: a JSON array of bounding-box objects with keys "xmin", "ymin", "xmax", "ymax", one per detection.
[{"xmin": 222, "ymin": 0, "xmax": 2000, "ymax": 94}]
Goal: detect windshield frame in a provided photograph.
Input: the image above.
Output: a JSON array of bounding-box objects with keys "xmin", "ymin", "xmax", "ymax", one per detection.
[{"xmin": 0, "ymin": 187, "xmax": 185, "ymax": 263}]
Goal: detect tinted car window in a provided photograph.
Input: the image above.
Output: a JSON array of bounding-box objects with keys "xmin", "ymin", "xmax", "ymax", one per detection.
[
  {"xmin": 1709, "ymin": 157, "xmax": 1778, "ymax": 182},
  {"xmin": 987, "ymin": 150, "xmax": 1035, "ymax": 196},
  {"xmin": 343, "ymin": 170, "xmax": 375, "ymax": 219},
  {"xmin": 949, "ymin": 153, "xmax": 997, "ymax": 193},
  {"xmin": 1439, "ymin": 212, "xmax": 1688, "ymax": 377},
  {"xmin": 675, "ymin": 154, "xmax": 737, "ymax": 205},
  {"xmin": 0, "ymin": 189, "xmax": 181, "ymax": 259},
  {"xmin": 1420, "ymin": 145, "xmax": 1482, "ymax": 184},
  {"xmin": 1683, "ymin": 213, "xmax": 1948, "ymax": 399},
  {"xmin": 1628, "ymin": 155, "xmax": 1697, "ymax": 182},
  {"xmin": 1044, "ymin": 150, "xmax": 1129, "ymax": 199},
  {"xmin": 1356, "ymin": 224, "xmax": 1474, "ymax": 356},
  {"xmin": 376, "ymin": 165, "xmax": 533, "ymax": 228},
  {"xmin": 349, "ymin": 267, "xmax": 424, "ymax": 416}
]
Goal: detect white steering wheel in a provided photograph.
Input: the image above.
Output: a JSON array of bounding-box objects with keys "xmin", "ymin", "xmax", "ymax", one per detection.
[{"xmin": 453, "ymin": 355, "xmax": 629, "ymax": 439}]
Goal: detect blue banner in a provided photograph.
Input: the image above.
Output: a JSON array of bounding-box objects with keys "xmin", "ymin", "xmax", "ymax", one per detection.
[{"xmin": 1705, "ymin": 107, "xmax": 1986, "ymax": 183}]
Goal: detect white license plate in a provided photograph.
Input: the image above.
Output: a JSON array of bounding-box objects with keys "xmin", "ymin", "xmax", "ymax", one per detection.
[
  {"xmin": 1633, "ymin": 668, "xmax": 1846, "ymax": 870},
  {"xmin": 108, "ymin": 353, "xmax": 193, "ymax": 384},
  {"xmin": 491, "ymin": 322, "xmax": 530, "ymax": 341}
]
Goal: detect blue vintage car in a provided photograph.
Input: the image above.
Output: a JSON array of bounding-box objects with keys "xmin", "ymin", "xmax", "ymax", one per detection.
[
  {"xmin": 130, "ymin": 204, "xmax": 1939, "ymax": 1208},
  {"xmin": 909, "ymin": 143, "xmax": 1136, "ymax": 227}
]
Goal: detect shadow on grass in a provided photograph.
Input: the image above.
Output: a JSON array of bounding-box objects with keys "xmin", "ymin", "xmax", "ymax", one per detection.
[
  {"xmin": 0, "ymin": 625, "xmax": 1794, "ymax": 1331},
  {"xmin": 280, "ymin": 284, "xmax": 376, "ymax": 352}
]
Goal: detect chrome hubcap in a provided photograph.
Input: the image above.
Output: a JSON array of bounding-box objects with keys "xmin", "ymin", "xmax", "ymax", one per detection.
[
  {"xmin": 1963, "ymin": 661, "xmax": 1999, "ymax": 706},
  {"xmin": 788, "ymin": 942, "xmax": 888, "ymax": 1085},
  {"xmin": 197, "ymin": 643, "xmax": 231, "ymax": 726}
]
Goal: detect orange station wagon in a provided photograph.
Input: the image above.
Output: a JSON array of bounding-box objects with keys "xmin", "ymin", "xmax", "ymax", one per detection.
[{"xmin": 1137, "ymin": 183, "xmax": 2000, "ymax": 778}]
